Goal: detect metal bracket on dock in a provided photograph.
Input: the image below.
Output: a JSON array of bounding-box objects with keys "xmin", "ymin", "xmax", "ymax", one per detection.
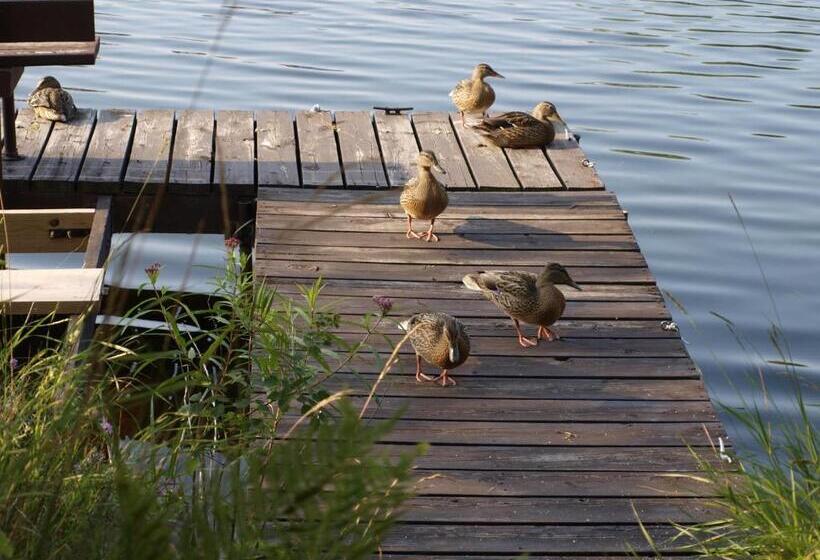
[{"xmin": 373, "ymin": 106, "xmax": 413, "ymax": 115}]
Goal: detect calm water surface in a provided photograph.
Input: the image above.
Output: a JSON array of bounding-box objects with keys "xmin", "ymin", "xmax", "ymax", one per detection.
[{"xmin": 16, "ymin": 0, "xmax": 820, "ymax": 448}]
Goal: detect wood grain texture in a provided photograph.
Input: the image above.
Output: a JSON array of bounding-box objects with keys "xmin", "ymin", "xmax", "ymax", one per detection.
[
  {"xmin": 335, "ymin": 111, "xmax": 388, "ymax": 187},
  {"xmin": 374, "ymin": 111, "xmax": 418, "ymax": 187},
  {"xmin": 31, "ymin": 108, "xmax": 96, "ymax": 192},
  {"xmin": 412, "ymin": 111, "xmax": 475, "ymax": 189},
  {"xmin": 451, "ymin": 113, "xmax": 519, "ymax": 190},
  {"xmin": 123, "ymin": 110, "xmax": 174, "ymax": 194},
  {"xmin": 295, "ymin": 110, "xmax": 343, "ymax": 187},
  {"xmin": 169, "ymin": 110, "xmax": 214, "ymax": 194},
  {"xmin": 506, "ymin": 146, "xmax": 563, "ymax": 189},
  {"xmin": 0, "ymin": 208, "xmax": 93, "ymax": 253},
  {"xmin": 547, "ymin": 136, "xmax": 605, "ymax": 190},
  {"xmin": 256, "ymin": 111, "xmax": 299, "ymax": 186},
  {"xmin": 0, "ymin": 268, "xmax": 103, "ymax": 315},
  {"xmin": 78, "ymin": 109, "xmax": 135, "ymax": 193},
  {"xmin": 251, "ymin": 149, "xmax": 722, "ymax": 558},
  {"xmin": 1, "ymin": 109, "xmax": 53, "ymax": 187},
  {"xmin": 214, "ymin": 110, "xmax": 255, "ymax": 196}
]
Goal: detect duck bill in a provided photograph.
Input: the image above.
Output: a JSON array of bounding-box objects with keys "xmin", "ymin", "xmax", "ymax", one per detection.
[
  {"xmin": 490, "ymin": 70, "xmax": 505, "ymax": 79},
  {"xmin": 568, "ymin": 279, "xmax": 582, "ymax": 290}
]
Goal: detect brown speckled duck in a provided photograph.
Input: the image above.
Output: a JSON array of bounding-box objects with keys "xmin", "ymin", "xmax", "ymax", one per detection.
[
  {"xmin": 399, "ymin": 312, "xmax": 470, "ymax": 386},
  {"xmin": 463, "ymin": 263, "xmax": 581, "ymax": 348},
  {"xmin": 449, "ymin": 63, "xmax": 504, "ymax": 127},
  {"xmin": 474, "ymin": 101, "xmax": 557, "ymax": 148},
  {"xmin": 27, "ymin": 76, "xmax": 76, "ymax": 122},
  {"xmin": 400, "ymin": 150, "xmax": 448, "ymax": 242}
]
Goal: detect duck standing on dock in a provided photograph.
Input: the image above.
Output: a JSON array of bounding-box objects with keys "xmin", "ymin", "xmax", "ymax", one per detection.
[
  {"xmin": 400, "ymin": 150, "xmax": 448, "ymax": 242},
  {"xmin": 400, "ymin": 312, "xmax": 470, "ymax": 386},
  {"xmin": 474, "ymin": 101, "xmax": 559, "ymax": 148},
  {"xmin": 449, "ymin": 63, "xmax": 504, "ymax": 127},
  {"xmin": 27, "ymin": 76, "xmax": 76, "ymax": 123},
  {"xmin": 463, "ymin": 263, "xmax": 582, "ymax": 348}
]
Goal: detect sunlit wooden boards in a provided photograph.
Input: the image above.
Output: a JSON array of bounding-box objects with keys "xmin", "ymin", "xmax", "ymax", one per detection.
[
  {"xmin": 122, "ymin": 109, "xmax": 174, "ymax": 194},
  {"xmin": 0, "ymin": 268, "xmax": 103, "ymax": 315},
  {"xmin": 79, "ymin": 109, "xmax": 135, "ymax": 194},
  {"xmin": 254, "ymin": 186, "xmax": 725, "ymax": 558},
  {"xmin": 3, "ymin": 108, "xmax": 606, "ymax": 195}
]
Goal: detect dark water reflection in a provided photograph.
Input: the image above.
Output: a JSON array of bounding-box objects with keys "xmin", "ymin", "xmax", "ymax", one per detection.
[{"xmin": 16, "ymin": 0, "xmax": 819, "ymax": 449}]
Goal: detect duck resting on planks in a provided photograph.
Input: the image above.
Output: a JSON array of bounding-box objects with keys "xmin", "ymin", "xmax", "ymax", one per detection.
[
  {"xmin": 474, "ymin": 101, "xmax": 566, "ymax": 149},
  {"xmin": 463, "ymin": 263, "xmax": 582, "ymax": 348},
  {"xmin": 27, "ymin": 76, "xmax": 77, "ymax": 123},
  {"xmin": 400, "ymin": 312, "xmax": 471, "ymax": 386},
  {"xmin": 449, "ymin": 63, "xmax": 504, "ymax": 127},
  {"xmin": 400, "ymin": 150, "xmax": 448, "ymax": 242}
]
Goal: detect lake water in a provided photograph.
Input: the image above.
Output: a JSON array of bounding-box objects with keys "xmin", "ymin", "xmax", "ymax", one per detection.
[{"xmin": 13, "ymin": 0, "xmax": 819, "ymax": 449}]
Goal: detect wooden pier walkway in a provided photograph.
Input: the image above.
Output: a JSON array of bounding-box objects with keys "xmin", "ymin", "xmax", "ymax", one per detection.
[
  {"xmin": 248, "ymin": 109, "xmax": 724, "ymax": 557},
  {"xmin": 2, "ymin": 106, "xmax": 726, "ymax": 556}
]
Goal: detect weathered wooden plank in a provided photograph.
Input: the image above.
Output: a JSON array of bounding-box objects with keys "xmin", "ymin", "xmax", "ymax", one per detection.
[
  {"xmin": 414, "ymin": 470, "xmax": 715, "ymax": 497},
  {"xmin": 0, "ymin": 208, "xmax": 94, "ymax": 253},
  {"xmin": 374, "ymin": 111, "xmax": 418, "ymax": 187},
  {"xmin": 379, "ymin": 524, "xmax": 686, "ymax": 554},
  {"xmin": 325, "ymin": 375, "xmax": 710, "ymax": 401},
  {"xmin": 336, "ymin": 318, "xmax": 673, "ymax": 339},
  {"xmin": 122, "ymin": 109, "xmax": 174, "ymax": 194},
  {"xmin": 258, "ymin": 186, "xmax": 618, "ymax": 206},
  {"xmin": 259, "ymin": 187, "xmax": 620, "ymax": 207},
  {"xmin": 214, "ymin": 110, "xmax": 255, "ymax": 197},
  {"xmin": 0, "ymin": 109, "xmax": 53, "ymax": 187},
  {"xmin": 257, "ymin": 230, "xmax": 639, "ymax": 251},
  {"xmin": 272, "ymin": 280, "xmax": 659, "ymax": 301},
  {"xmin": 256, "ymin": 111, "xmax": 299, "ymax": 187},
  {"xmin": 315, "ymin": 419, "xmax": 724, "ymax": 446},
  {"xmin": 256, "ymin": 201, "xmax": 626, "ymax": 220},
  {"xmin": 412, "ymin": 111, "xmax": 475, "ymax": 189},
  {"xmin": 277, "ymin": 280, "xmax": 662, "ymax": 304},
  {"xmin": 168, "ymin": 110, "xmax": 214, "ymax": 194},
  {"xmin": 82, "ymin": 196, "xmax": 113, "ymax": 269},
  {"xmin": 506, "ymin": 147, "xmax": 563, "ymax": 190},
  {"xmin": 360, "ymin": 399, "xmax": 714, "ymax": 423},
  {"xmin": 257, "ymin": 261, "xmax": 653, "ymax": 284},
  {"xmin": 340, "ymin": 355, "xmax": 698, "ymax": 379},
  {"xmin": 546, "ymin": 136, "xmax": 605, "ymax": 190},
  {"xmin": 257, "ymin": 216, "xmax": 633, "ymax": 235},
  {"xmin": 451, "ymin": 113, "xmax": 519, "ymax": 190},
  {"xmin": 78, "ymin": 109, "xmax": 135, "ymax": 193},
  {"xmin": 257, "ymin": 245, "xmax": 646, "ymax": 267},
  {"xmin": 295, "ymin": 110, "xmax": 343, "ymax": 187},
  {"xmin": 401, "ymin": 496, "xmax": 716, "ymax": 523},
  {"xmin": 311, "ymin": 442, "xmax": 718, "ymax": 471},
  {"xmin": 31, "ymin": 108, "xmax": 96, "ymax": 192},
  {"xmin": 334, "ymin": 111, "xmax": 387, "ymax": 188},
  {"xmin": 0, "ymin": 268, "xmax": 103, "ymax": 315}
]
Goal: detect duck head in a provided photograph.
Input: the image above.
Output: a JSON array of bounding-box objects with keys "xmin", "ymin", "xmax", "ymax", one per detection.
[
  {"xmin": 34, "ymin": 76, "xmax": 62, "ymax": 92},
  {"xmin": 472, "ymin": 63, "xmax": 504, "ymax": 80},
  {"xmin": 417, "ymin": 150, "xmax": 446, "ymax": 174},
  {"xmin": 532, "ymin": 101, "xmax": 558, "ymax": 122},
  {"xmin": 539, "ymin": 263, "xmax": 582, "ymax": 290}
]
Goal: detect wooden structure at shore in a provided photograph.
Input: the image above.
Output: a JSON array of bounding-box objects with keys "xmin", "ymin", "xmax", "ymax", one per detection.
[{"xmin": 2, "ymin": 107, "xmax": 726, "ymax": 557}]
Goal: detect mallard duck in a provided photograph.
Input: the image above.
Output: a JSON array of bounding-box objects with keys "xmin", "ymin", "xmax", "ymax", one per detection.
[
  {"xmin": 399, "ymin": 312, "xmax": 470, "ymax": 386},
  {"xmin": 474, "ymin": 101, "xmax": 558, "ymax": 148},
  {"xmin": 27, "ymin": 76, "xmax": 76, "ymax": 123},
  {"xmin": 400, "ymin": 150, "xmax": 448, "ymax": 242},
  {"xmin": 462, "ymin": 263, "xmax": 581, "ymax": 348},
  {"xmin": 449, "ymin": 63, "xmax": 504, "ymax": 127}
]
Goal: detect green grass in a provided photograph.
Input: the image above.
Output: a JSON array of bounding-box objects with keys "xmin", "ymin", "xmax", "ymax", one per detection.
[{"xmin": 0, "ymin": 248, "xmax": 420, "ymax": 559}]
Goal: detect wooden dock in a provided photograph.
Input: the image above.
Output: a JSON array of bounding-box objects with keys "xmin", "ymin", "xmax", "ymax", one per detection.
[{"xmin": 2, "ymin": 107, "xmax": 726, "ymax": 556}]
